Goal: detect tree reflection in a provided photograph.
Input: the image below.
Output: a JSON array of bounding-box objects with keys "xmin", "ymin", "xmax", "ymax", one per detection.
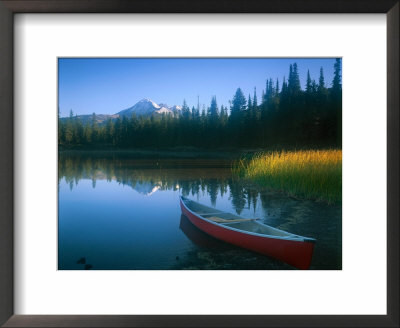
[
  {"xmin": 59, "ymin": 153, "xmax": 264, "ymax": 213},
  {"xmin": 228, "ymin": 183, "xmax": 246, "ymax": 215},
  {"xmin": 207, "ymin": 179, "xmax": 219, "ymax": 207}
]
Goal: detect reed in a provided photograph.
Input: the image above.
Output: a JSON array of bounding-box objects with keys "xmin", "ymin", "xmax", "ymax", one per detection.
[{"xmin": 233, "ymin": 149, "xmax": 342, "ymax": 203}]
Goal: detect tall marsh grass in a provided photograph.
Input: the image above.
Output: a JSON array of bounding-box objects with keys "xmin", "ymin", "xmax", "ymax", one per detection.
[{"xmin": 233, "ymin": 149, "xmax": 342, "ymax": 203}]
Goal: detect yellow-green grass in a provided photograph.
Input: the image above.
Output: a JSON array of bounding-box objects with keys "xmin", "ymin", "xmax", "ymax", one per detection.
[{"xmin": 233, "ymin": 149, "xmax": 342, "ymax": 203}]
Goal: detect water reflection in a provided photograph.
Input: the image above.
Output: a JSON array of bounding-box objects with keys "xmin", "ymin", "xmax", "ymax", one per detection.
[
  {"xmin": 60, "ymin": 154, "xmax": 254, "ymax": 215},
  {"xmin": 58, "ymin": 153, "xmax": 342, "ymax": 270},
  {"xmin": 179, "ymin": 214, "xmax": 225, "ymax": 249}
]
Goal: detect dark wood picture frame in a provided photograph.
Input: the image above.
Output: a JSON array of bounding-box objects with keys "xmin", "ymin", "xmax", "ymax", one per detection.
[{"xmin": 0, "ymin": 1, "xmax": 398, "ymax": 327}]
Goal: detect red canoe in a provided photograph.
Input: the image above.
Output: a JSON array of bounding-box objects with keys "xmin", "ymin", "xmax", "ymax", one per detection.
[{"xmin": 180, "ymin": 196, "xmax": 316, "ymax": 269}]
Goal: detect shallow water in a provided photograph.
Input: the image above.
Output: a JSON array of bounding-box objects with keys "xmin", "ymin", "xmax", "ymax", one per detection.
[{"xmin": 58, "ymin": 154, "xmax": 342, "ymax": 270}]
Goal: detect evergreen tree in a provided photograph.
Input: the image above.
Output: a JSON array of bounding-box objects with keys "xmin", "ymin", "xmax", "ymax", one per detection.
[
  {"xmin": 291, "ymin": 63, "xmax": 301, "ymax": 92},
  {"xmin": 288, "ymin": 64, "xmax": 293, "ymax": 90},
  {"xmin": 318, "ymin": 67, "xmax": 326, "ymax": 91},
  {"xmin": 201, "ymin": 104, "xmax": 206, "ymax": 117},
  {"xmin": 191, "ymin": 106, "xmax": 197, "ymax": 119},
  {"xmin": 208, "ymin": 96, "xmax": 219, "ymax": 118},
  {"xmin": 230, "ymin": 88, "xmax": 247, "ymax": 116},
  {"xmin": 268, "ymin": 78, "xmax": 274, "ymax": 98},
  {"xmin": 331, "ymin": 58, "xmax": 342, "ymax": 100},
  {"xmin": 253, "ymin": 87, "xmax": 257, "ymax": 109},
  {"xmin": 280, "ymin": 76, "xmax": 288, "ymax": 106},
  {"xmin": 306, "ymin": 70, "xmax": 312, "ymax": 94},
  {"xmin": 264, "ymin": 79, "xmax": 269, "ymax": 102},
  {"xmin": 220, "ymin": 105, "xmax": 228, "ymax": 120},
  {"xmin": 281, "ymin": 76, "xmax": 287, "ymax": 95},
  {"xmin": 330, "ymin": 58, "xmax": 342, "ymax": 146},
  {"xmin": 311, "ymin": 80, "xmax": 318, "ymax": 93},
  {"xmin": 196, "ymin": 96, "xmax": 201, "ymax": 117},
  {"xmin": 182, "ymin": 99, "xmax": 190, "ymax": 119}
]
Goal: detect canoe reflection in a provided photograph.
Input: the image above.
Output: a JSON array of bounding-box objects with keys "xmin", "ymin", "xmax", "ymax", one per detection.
[{"xmin": 179, "ymin": 214, "xmax": 229, "ymax": 250}]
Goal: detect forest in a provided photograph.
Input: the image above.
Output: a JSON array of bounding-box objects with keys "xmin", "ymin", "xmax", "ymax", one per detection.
[{"xmin": 58, "ymin": 59, "xmax": 342, "ymax": 150}]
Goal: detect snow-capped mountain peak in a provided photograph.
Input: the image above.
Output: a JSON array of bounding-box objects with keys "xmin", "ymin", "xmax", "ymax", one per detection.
[
  {"xmin": 138, "ymin": 98, "xmax": 160, "ymax": 108},
  {"xmin": 117, "ymin": 99, "xmax": 182, "ymax": 117}
]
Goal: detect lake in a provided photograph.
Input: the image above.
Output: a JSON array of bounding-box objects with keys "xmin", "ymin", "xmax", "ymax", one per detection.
[{"xmin": 58, "ymin": 153, "xmax": 342, "ymax": 270}]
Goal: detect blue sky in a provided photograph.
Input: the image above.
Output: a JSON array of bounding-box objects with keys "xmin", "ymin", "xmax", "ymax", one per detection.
[{"xmin": 58, "ymin": 58, "xmax": 338, "ymax": 117}]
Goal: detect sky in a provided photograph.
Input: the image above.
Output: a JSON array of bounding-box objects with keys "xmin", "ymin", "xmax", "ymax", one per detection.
[{"xmin": 58, "ymin": 58, "xmax": 338, "ymax": 117}]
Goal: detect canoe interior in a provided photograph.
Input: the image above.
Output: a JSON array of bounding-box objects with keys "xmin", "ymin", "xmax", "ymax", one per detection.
[{"xmin": 181, "ymin": 197, "xmax": 301, "ymax": 239}]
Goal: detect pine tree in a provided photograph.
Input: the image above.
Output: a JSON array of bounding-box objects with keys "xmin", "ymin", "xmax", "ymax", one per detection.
[
  {"xmin": 280, "ymin": 76, "xmax": 289, "ymax": 108},
  {"xmin": 292, "ymin": 63, "xmax": 301, "ymax": 92},
  {"xmin": 318, "ymin": 67, "xmax": 325, "ymax": 91},
  {"xmin": 253, "ymin": 87, "xmax": 257, "ymax": 109},
  {"xmin": 182, "ymin": 99, "xmax": 190, "ymax": 119},
  {"xmin": 201, "ymin": 104, "xmax": 206, "ymax": 117},
  {"xmin": 282, "ymin": 76, "xmax": 287, "ymax": 92},
  {"xmin": 331, "ymin": 58, "xmax": 342, "ymax": 98},
  {"xmin": 281, "ymin": 76, "xmax": 287, "ymax": 96},
  {"xmin": 220, "ymin": 105, "xmax": 228, "ymax": 119},
  {"xmin": 230, "ymin": 88, "xmax": 247, "ymax": 116},
  {"xmin": 288, "ymin": 64, "xmax": 293, "ymax": 90},
  {"xmin": 268, "ymin": 78, "xmax": 274, "ymax": 98},
  {"xmin": 191, "ymin": 106, "xmax": 197, "ymax": 119},
  {"xmin": 219, "ymin": 104, "xmax": 228, "ymax": 132},
  {"xmin": 208, "ymin": 96, "xmax": 219, "ymax": 118},
  {"xmin": 330, "ymin": 58, "xmax": 342, "ymax": 146},
  {"xmin": 311, "ymin": 80, "xmax": 317, "ymax": 93},
  {"xmin": 306, "ymin": 70, "xmax": 312, "ymax": 94},
  {"xmin": 264, "ymin": 79, "xmax": 269, "ymax": 102}
]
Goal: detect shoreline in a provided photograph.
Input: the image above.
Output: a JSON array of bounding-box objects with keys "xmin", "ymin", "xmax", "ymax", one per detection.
[{"xmin": 58, "ymin": 146, "xmax": 342, "ymax": 160}]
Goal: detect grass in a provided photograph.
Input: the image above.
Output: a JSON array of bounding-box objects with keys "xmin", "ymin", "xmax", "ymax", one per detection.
[{"xmin": 233, "ymin": 149, "xmax": 342, "ymax": 204}]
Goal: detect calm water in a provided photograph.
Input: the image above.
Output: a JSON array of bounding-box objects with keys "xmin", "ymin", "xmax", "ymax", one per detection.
[{"xmin": 58, "ymin": 154, "xmax": 342, "ymax": 270}]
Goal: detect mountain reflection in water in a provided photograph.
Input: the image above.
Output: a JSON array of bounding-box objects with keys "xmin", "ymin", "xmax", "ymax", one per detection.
[
  {"xmin": 58, "ymin": 154, "xmax": 342, "ymax": 270},
  {"xmin": 59, "ymin": 154, "xmax": 251, "ymax": 214}
]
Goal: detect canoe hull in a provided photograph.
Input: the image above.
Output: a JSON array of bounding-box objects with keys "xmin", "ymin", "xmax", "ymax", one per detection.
[{"xmin": 180, "ymin": 199, "xmax": 315, "ymax": 270}]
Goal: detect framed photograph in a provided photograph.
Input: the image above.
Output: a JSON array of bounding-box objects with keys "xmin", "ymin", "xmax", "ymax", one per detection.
[{"xmin": 0, "ymin": 1, "xmax": 398, "ymax": 327}]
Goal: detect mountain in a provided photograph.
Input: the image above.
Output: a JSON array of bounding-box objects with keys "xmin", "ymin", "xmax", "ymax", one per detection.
[
  {"xmin": 61, "ymin": 98, "xmax": 182, "ymax": 125},
  {"xmin": 117, "ymin": 98, "xmax": 168, "ymax": 116},
  {"xmin": 117, "ymin": 98, "xmax": 182, "ymax": 117}
]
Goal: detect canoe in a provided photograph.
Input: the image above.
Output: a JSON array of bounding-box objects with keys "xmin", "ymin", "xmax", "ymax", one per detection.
[{"xmin": 179, "ymin": 196, "xmax": 316, "ymax": 269}]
